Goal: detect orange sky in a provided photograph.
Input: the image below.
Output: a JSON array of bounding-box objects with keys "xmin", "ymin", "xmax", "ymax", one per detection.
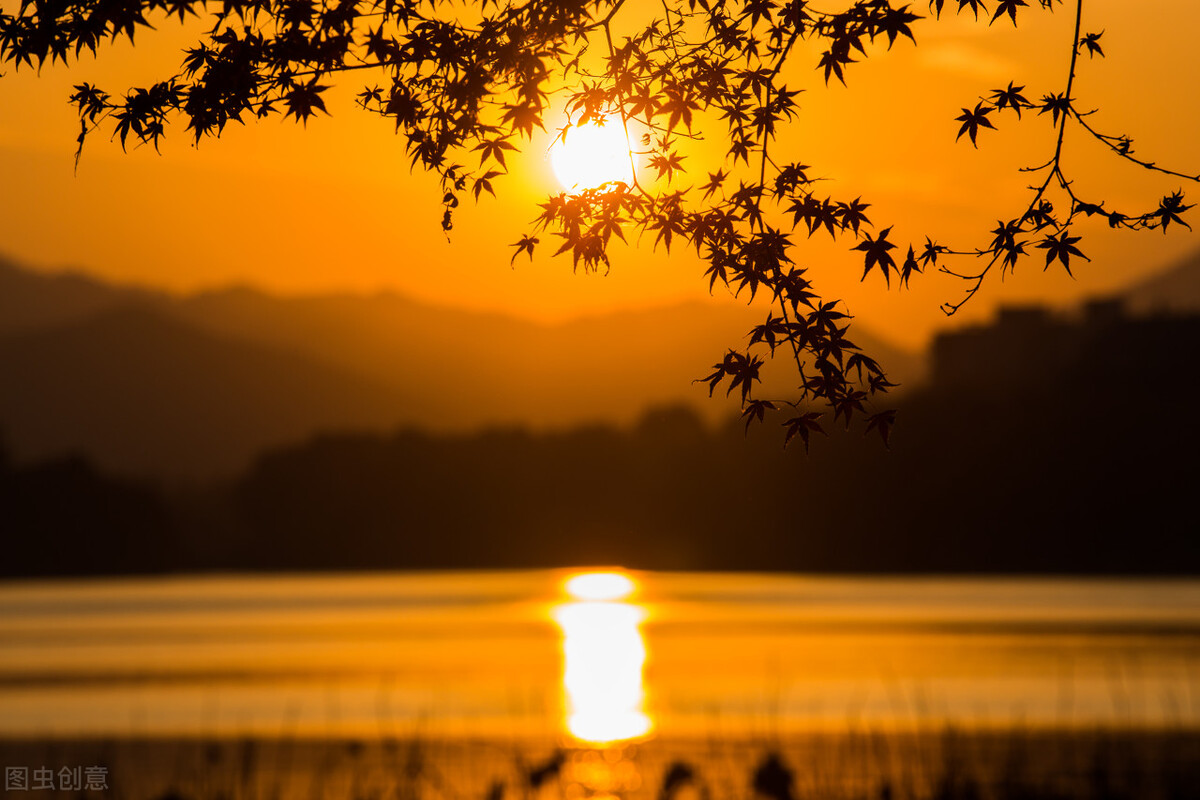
[{"xmin": 1, "ymin": 0, "xmax": 1197, "ymax": 349}]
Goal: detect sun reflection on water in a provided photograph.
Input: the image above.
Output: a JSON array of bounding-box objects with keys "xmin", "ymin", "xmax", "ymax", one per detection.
[{"xmin": 554, "ymin": 571, "xmax": 652, "ymax": 745}]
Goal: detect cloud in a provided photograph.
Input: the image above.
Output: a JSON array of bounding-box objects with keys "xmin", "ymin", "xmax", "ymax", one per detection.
[{"xmin": 919, "ymin": 42, "xmax": 1017, "ymax": 81}]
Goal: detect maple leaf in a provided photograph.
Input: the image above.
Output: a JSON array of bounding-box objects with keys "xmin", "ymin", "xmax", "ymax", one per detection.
[
  {"xmin": 1023, "ymin": 200, "xmax": 1056, "ymax": 230},
  {"xmin": 955, "ymin": 102, "xmax": 996, "ymax": 147},
  {"xmin": 283, "ymin": 79, "xmax": 330, "ymax": 125},
  {"xmin": 1079, "ymin": 30, "xmax": 1104, "ymax": 58},
  {"xmin": 648, "ymin": 152, "xmax": 686, "ymax": 181},
  {"xmin": 989, "ymin": 218, "xmax": 1026, "ymax": 268},
  {"xmin": 748, "ymin": 313, "xmax": 790, "ymax": 353},
  {"xmin": 991, "ymin": 0, "xmax": 1026, "ymax": 26},
  {"xmin": 919, "ymin": 236, "xmax": 945, "ymax": 268},
  {"xmin": 473, "ymin": 138, "xmax": 517, "ymax": 169},
  {"xmin": 853, "ymin": 226, "xmax": 898, "ymax": 285},
  {"xmin": 877, "ymin": 5, "xmax": 920, "ymax": 47},
  {"xmin": 782, "ymin": 412, "xmax": 825, "ymax": 452},
  {"xmin": 726, "ymin": 352, "xmax": 764, "ymax": 402},
  {"xmin": 472, "ymin": 170, "xmax": 501, "ymax": 201},
  {"xmin": 500, "ymin": 101, "xmax": 543, "ymax": 138},
  {"xmin": 900, "ymin": 245, "xmax": 922, "ymax": 288},
  {"xmin": 989, "ymin": 81, "xmax": 1030, "ymax": 118},
  {"xmin": 1153, "ymin": 191, "xmax": 1194, "ymax": 233},
  {"xmin": 700, "ymin": 170, "xmax": 727, "ymax": 200},
  {"xmin": 817, "ymin": 49, "xmax": 854, "ymax": 85},
  {"xmin": 1035, "ymin": 231, "xmax": 1089, "ymax": 275},
  {"xmin": 846, "ymin": 351, "xmax": 884, "ymax": 383},
  {"xmin": 646, "ymin": 201, "xmax": 687, "ymax": 251},
  {"xmin": 509, "ymin": 234, "xmax": 538, "ymax": 265},
  {"xmin": 957, "ymin": 0, "xmax": 988, "ymax": 20},
  {"xmin": 831, "ymin": 390, "xmax": 868, "ymax": 428},
  {"xmin": 703, "ymin": 249, "xmax": 731, "ymax": 293},
  {"xmin": 742, "ymin": 399, "xmax": 777, "ymax": 433},
  {"xmin": 1038, "ymin": 93, "xmax": 1072, "ymax": 126},
  {"xmin": 838, "ymin": 197, "xmax": 871, "ymax": 237},
  {"xmin": 865, "ymin": 409, "xmax": 897, "ymax": 448},
  {"xmin": 660, "ymin": 88, "xmax": 700, "ymax": 131},
  {"xmin": 787, "ymin": 195, "xmax": 841, "ymax": 239},
  {"xmin": 698, "ymin": 350, "xmax": 762, "ymax": 402}
]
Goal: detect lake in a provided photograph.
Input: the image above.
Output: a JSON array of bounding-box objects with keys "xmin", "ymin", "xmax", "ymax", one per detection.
[{"xmin": 1, "ymin": 571, "xmax": 1198, "ymax": 798}]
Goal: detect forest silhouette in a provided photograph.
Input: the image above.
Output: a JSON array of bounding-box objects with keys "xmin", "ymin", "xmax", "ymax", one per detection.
[{"xmin": 4, "ymin": 295, "xmax": 1196, "ymax": 577}]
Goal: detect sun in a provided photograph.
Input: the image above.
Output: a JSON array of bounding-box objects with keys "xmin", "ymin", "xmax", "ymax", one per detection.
[{"xmin": 550, "ymin": 118, "xmax": 635, "ymax": 192}]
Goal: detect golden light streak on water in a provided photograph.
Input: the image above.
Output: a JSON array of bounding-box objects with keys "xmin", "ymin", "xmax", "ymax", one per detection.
[
  {"xmin": 555, "ymin": 571, "xmax": 652, "ymax": 744},
  {"xmin": 564, "ymin": 572, "xmax": 637, "ymax": 602}
]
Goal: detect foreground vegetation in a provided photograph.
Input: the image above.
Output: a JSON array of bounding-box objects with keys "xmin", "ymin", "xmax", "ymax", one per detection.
[{"xmin": 3, "ymin": 726, "xmax": 1199, "ymax": 800}]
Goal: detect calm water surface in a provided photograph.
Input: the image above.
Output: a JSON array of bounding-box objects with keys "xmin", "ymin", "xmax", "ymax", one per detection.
[{"xmin": 1, "ymin": 571, "xmax": 1197, "ymax": 741}]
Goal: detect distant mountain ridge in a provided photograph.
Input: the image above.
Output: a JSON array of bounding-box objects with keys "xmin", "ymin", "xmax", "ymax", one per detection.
[
  {"xmin": 0, "ymin": 305, "xmax": 415, "ymax": 479},
  {"xmin": 0, "ymin": 256, "xmax": 161, "ymax": 335},
  {"xmin": 1122, "ymin": 247, "xmax": 1200, "ymax": 314},
  {"xmin": 0, "ymin": 256, "xmax": 922, "ymax": 479}
]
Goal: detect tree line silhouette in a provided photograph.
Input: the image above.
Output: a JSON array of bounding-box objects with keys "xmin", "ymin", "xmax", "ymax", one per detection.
[{"xmin": 3, "ymin": 299, "xmax": 1197, "ymax": 577}]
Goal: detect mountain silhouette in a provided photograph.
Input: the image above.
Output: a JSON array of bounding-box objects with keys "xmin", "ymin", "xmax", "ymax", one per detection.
[
  {"xmin": 0, "ymin": 257, "xmax": 922, "ymax": 478},
  {"xmin": 172, "ymin": 287, "xmax": 925, "ymax": 428},
  {"xmin": 0, "ymin": 305, "xmax": 414, "ymax": 479},
  {"xmin": 1120, "ymin": 246, "xmax": 1200, "ymax": 314},
  {"xmin": 0, "ymin": 255, "xmax": 160, "ymax": 334}
]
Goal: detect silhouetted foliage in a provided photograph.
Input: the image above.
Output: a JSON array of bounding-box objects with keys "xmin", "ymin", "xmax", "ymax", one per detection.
[
  {"xmin": 752, "ymin": 753, "xmax": 796, "ymax": 800},
  {"xmin": 0, "ymin": 450, "xmax": 177, "ymax": 576},
  {"xmin": 224, "ymin": 304, "xmax": 1199, "ymax": 574},
  {"xmin": 3, "ymin": 1, "xmax": 1196, "ymax": 442},
  {"xmin": 3, "ymin": 304, "xmax": 1197, "ymax": 577}
]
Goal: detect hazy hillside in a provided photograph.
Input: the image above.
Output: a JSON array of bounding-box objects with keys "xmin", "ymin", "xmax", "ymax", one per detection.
[
  {"xmin": 0, "ymin": 256, "xmax": 160, "ymax": 334},
  {"xmin": 173, "ymin": 288, "xmax": 925, "ymax": 429},
  {"xmin": 0, "ymin": 306, "xmax": 414, "ymax": 479},
  {"xmin": 1122, "ymin": 247, "xmax": 1200, "ymax": 314},
  {"xmin": 0, "ymin": 257, "xmax": 922, "ymax": 478}
]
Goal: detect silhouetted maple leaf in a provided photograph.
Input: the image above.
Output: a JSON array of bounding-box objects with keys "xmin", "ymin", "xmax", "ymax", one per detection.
[
  {"xmin": 955, "ymin": 102, "xmax": 996, "ymax": 147},
  {"xmin": 742, "ymin": 399, "xmax": 777, "ymax": 432},
  {"xmin": 473, "ymin": 170, "xmax": 501, "ymax": 200},
  {"xmin": 900, "ymin": 245, "xmax": 922, "ymax": 288},
  {"xmin": 991, "ymin": 0, "xmax": 1027, "ymax": 26},
  {"xmin": 989, "ymin": 218, "xmax": 1026, "ymax": 268},
  {"xmin": 990, "ymin": 81, "xmax": 1030, "ymax": 118},
  {"xmin": 749, "ymin": 314, "xmax": 790, "ymax": 354},
  {"xmin": 700, "ymin": 170, "xmax": 727, "ymax": 200},
  {"xmin": 1079, "ymin": 30, "xmax": 1104, "ymax": 58},
  {"xmin": 1035, "ymin": 231, "xmax": 1088, "ymax": 274},
  {"xmin": 283, "ymin": 80, "xmax": 329, "ymax": 125},
  {"xmin": 853, "ymin": 227, "xmax": 898, "ymax": 284},
  {"xmin": 509, "ymin": 234, "xmax": 538, "ymax": 265},
  {"xmin": 839, "ymin": 197, "xmax": 871, "ymax": 237},
  {"xmin": 1023, "ymin": 200, "xmax": 1056, "ymax": 230},
  {"xmin": 1038, "ymin": 92, "xmax": 1072, "ymax": 126},
  {"xmin": 919, "ymin": 236, "xmax": 945, "ymax": 268},
  {"xmin": 1154, "ymin": 191, "xmax": 1193, "ymax": 232},
  {"xmin": 474, "ymin": 138, "xmax": 517, "ymax": 169},
  {"xmin": 649, "ymin": 152, "xmax": 686, "ymax": 181},
  {"xmin": 957, "ymin": 0, "xmax": 988, "ymax": 21},
  {"xmin": 782, "ymin": 413, "xmax": 825, "ymax": 452},
  {"xmin": 865, "ymin": 409, "xmax": 897, "ymax": 447},
  {"xmin": 877, "ymin": 5, "xmax": 920, "ymax": 47}
]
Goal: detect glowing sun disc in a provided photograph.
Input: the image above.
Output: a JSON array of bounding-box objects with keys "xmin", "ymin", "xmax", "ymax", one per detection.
[{"xmin": 551, "ymin": 120, "xmax": 634, "ymax": 191}]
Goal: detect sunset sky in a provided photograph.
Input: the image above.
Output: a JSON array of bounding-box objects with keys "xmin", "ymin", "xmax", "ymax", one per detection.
[{"xmin": 1, "ymin": 0, "xmax": 1197, "ymax": 349}]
